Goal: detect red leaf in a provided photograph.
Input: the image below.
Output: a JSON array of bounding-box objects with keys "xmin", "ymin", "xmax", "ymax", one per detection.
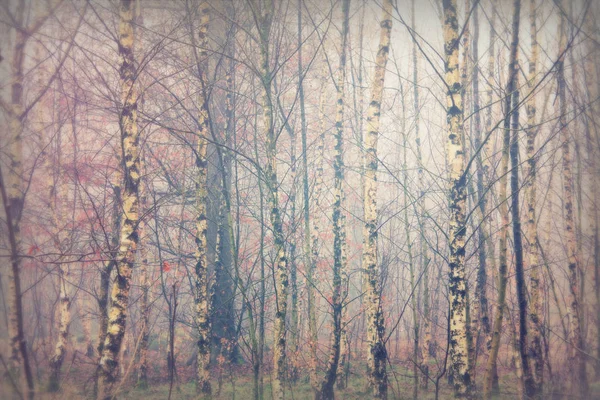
[
  {"xmin": 27, "ymin": 245, "xmax": 39, "ymax": 255},
  {"xmin": 163, "ymin": 261, "xmax": 171, "ymax": 272}
]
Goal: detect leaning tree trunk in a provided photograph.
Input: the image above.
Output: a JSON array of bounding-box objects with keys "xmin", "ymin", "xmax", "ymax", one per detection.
[
  {"xmin": 442, "ymin": 0, "xmax": 470, "ymax": 396},
  {"xmin": 557, "ymin": 5, "xmax": 589, "ymax": 397},
  {"xmin": 525, "ymin": 0, "xmax": 543, "ymax": 393},
  {"xmin": 362, "ymin": 0, "xmax": 392, "ymax": 398},
  {"xmin": 96, "ymin": 1, "xmax": 140, "ymax": 398}
]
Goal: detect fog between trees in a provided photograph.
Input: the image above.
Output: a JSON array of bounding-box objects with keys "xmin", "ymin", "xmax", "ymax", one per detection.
[{"xmin": 1, "ymin": 0, "xmax": 599, "ymax": 399}]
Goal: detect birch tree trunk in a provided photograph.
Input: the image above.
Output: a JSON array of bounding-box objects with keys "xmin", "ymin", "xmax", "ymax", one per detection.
[
  {"xmin": 136, "ymin": 154, "xmax": 150, "ymax": 390},
  {"xmin": 83, "ymin": 294, "xmax": 94, "ymax": 357},
  {"xmin": 506, "ymin": 1, "xmax": 538, "ymax": 397},
  {"xmin": 97, "ymin": 1, "xmax": 140, "ymax": 398},
  {"xmin": 288, "ymin": 104, "xmax": 299, "ymax": 384},
  {"xmin": 191, "ymin": 1, "xmax": 212, "ymax": 395},
  {"xmin": 525, "ymin": 0, "xmax": 543, "ymax": 392},
  {"xmin": 6, "ymin": 3, "xmax": 26, "ymax": 373},
  {"xmin": 255, "ymin": 1, "xmax": 288, "ymax": 398},
  {"xmin": 411, "ymin": 0, "xmax": 431, "ymax": 389},
  {"xmin": 557, "ymin": 6, "xmax": 589, "ymax": 397},
  {"xmin": 483, "ymin": 6, "xmax": 498, "ymax": 365},
  {"xmin": 253, "ymin": 113, "xmax": 266, "ymax": 400},
  {"xmin": 97, "ymin": 178, "xmax": 121, "ymax": 361},
  {"xmin": 3, "ymin": 3, "xmax": 34, "ymax": 397},
  {"xmin": 459, "ymin": 1, "xmax": 476, "ymax": 379},
  {"xmin": 318, "ymin": 1, "xmax": 350, "ymax": 398},
  {"xmin": 402, "ymin": 106, "xmax": 418, "ymax": 400},
  {"xmin": 442, "ymin": 0, "xmax": 471, "ymax": 396},
  {"xmin": 471, "ymin": 1, "xmax": 491, "ymax": 365},
  {"xmin": 483, "ymin": 0, "xmax": 521, "ymax": 396},
  {"xmin": 47, "ymin": 112, "xmax": 75, "ymax": 393},
  {"xmin": 308, "ymin": 60, "xmax": 328, "ymax": 397},
  {"xmin": 583, "ymin": 7, "xmax": 600, "ymax": 380},
  {"xmin": 48, "ymin": 256, "xmax": 72, "ymax": 393},
  {"xmin": 363, "ymin": 0, "xmax": 392, "ymax": 397}
]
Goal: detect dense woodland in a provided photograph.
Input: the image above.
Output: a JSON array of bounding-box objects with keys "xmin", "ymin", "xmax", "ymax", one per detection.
[{"xmin": 0, "ymin": 0, "xmax": 599, "ymax": 399}]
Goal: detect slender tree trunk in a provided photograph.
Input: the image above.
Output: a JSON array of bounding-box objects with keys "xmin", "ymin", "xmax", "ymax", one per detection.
[
  {"xmin": 48, "ymin": 116, "xmax": 74, "ymax": 393},
  {"xmin": 483, "ymin": 7, "xmax": 498, "ymax": 378},
  {"xmin": 557, "ymin": 5, "xmax": 589, "ymax": 397},
  {"xmin": 471, "ymin": 1, "xmax": 491, "ymax": 370},
  {"xmin": 506, "ymin": 1, "xmax": 537, "ymax": 397},
  {"xmin": 363, "ymin": 1, "xmax": 392, "ymax": 397},
  {"xmin": 83, "ymin": 294, "xmax": 94, "ymax": 357},
  {"xmin": 510, "ymin": 310, "xmax": 524, "ymax": 398},
  {"xmin": 0, "ymin": 164, "xmax": 34, "ymax": 400},
  {"xmin": 483, "ymin": 0, "xmax": 521, "ymax": 397},
  {"xmin": 6, "ymin": 7, "xmax": 26, "ymax": 373},
  {"xmin": 402, "ymin": 109, "xmax": 418, "ymax": 400},
  {"xmin": 191, "ymin": 1, "xmax": 212, "ymax": 395},
  {"xmin": 318, "ymin": 2, "xmax": 350, "ymax": 398},
  {"xmin": 255, "ymin": 2, "xmax": 288, "ymax": 398},
  {"xmin": 583, "ymin": 7, "xmax": 600, "ymax": 380},
  {"xmin": 212, "ymin": 15, "xmax": 238, "ymax": 363},
  {"xmin": 97, "ymin": 1, "xmax": 140, "ymax": 398},
  {"xmin": 255, "ymin": 125, "xmax": 266, "ymax": 400},
  {"xmin": 288, "ymin": 104, "xmax": 299, "ymax": 384},
  {"xmin": 308, "ymin": 60, "xmax": 327, "ymax": 398},
  {"xmin": 412, "ymin": 0, "xmax": 431, "ymax": 390},
  {"xmin": 94, "ymin": 176, "xmax": 121, "ymax": 397},
  {"xmin": 136, "ymin": 235, "xmax": 150, "ymax": 389},
  {"xmin": 3, "ymin": 3, "xmax": 35, "ymax": 398},
  {"xmin": 525, "ymin": 0, "xmax": 543, "ymax": 393},
  {"xmin": 48, "ymin": 269, "xmax": 71, "ymax": 392},
  {"xmin": 442, "ymin": 0, "xmax": 470, "ymax": 396},
  {"xmin": 135, "ymin": 4, "xmax": 150, "ymax": 376},
  {"xmin": 136, "ymin": 155, "xmax": 150, "ymax": 390},
  {"xmin": 459, "ymin": 1, "xmax": 477, "ymax": 381}
]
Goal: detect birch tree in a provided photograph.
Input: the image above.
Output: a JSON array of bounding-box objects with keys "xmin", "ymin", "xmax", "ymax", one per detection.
[
  {"xmin": 96, "ymin": 0, "xmax": 140, "ymax": 398},
  {"xmin": 318, "ymin": 1, "xmax": 350, "ymax": 398},
  {"xmin": 442, "ymin": 0, "xmax": 471, "ymax": 395},
  {"xmin": 0, "ymin": 2, "xmax": 72, "ymax": 397},
  {"xmin": 47, "ymin": 111, "xmax": 76, "ymax": 393},
  {"xmin": 189, "ymin": 1, "xmax": 212, "ymax": 395},
  {"xmin": 505, "ymin": 0, "xmax": 538, "ymax": 397},
  {"xmin": 525, "ymin": 0, "xmax": 543, "ymax": 392},
  {"xmin": 363, "ymin": 0, "xmax": 392, "ymax": 397},
  {"xmin": 484, "ymin": 0, "xmax": 522, "ymax": 397},
  {"xmin": 253, "ymin": 0, "xmax": 289, "ymax": 397},
  {"xmin": 558, "ymin": 4, "xmax": 589, "ymax": 397}
]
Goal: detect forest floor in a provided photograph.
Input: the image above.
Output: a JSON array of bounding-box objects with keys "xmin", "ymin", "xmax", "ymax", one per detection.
[{"xmin": 5, "ymin": 356, "xmax": 600, "ymax": 399}]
